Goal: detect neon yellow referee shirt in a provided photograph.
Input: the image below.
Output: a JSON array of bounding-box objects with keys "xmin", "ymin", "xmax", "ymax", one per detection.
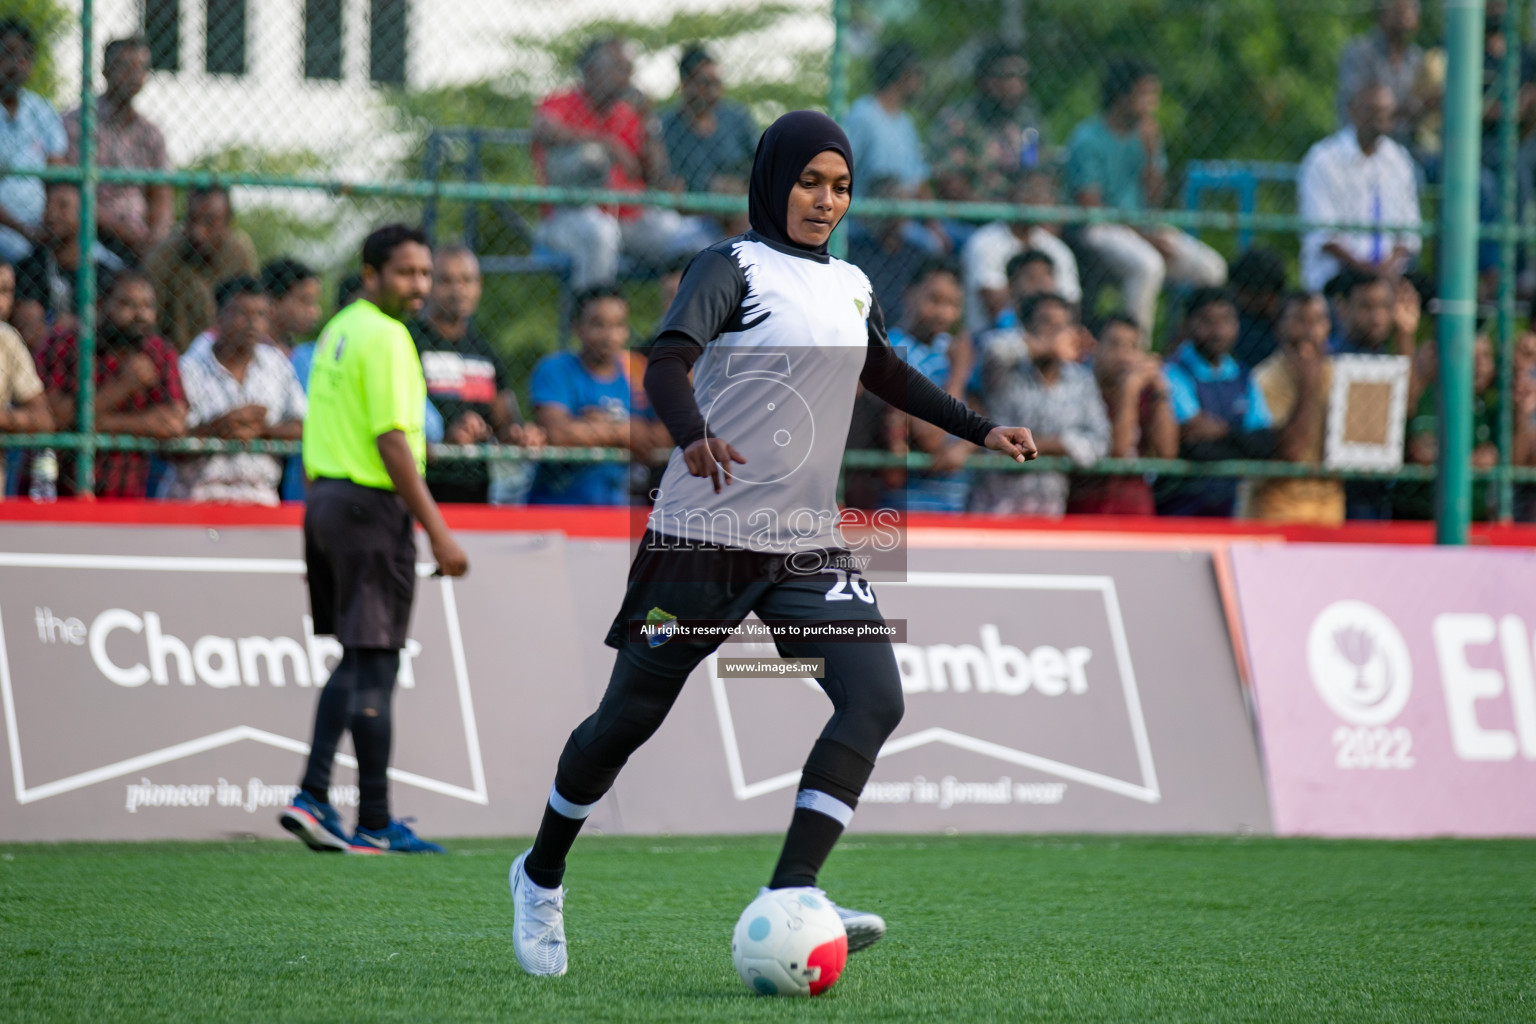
[{"xmin": 302, "ymin": 299, "xmax": 426, "ymax": 490}]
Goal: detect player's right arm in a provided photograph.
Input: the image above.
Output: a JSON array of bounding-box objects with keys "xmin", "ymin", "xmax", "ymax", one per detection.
[
  {"xmin": 644, "ymin": 348, "xmax": 747, "ymax": 493},
  {"xmin": 642, "ymin": 249, "xmax": 750, "ymax": 492}
]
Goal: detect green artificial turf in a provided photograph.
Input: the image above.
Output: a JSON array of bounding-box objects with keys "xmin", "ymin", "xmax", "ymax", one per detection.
[{"xmin": 1, "ymin": 834, "xmax": 1532, "ymax": 1022}]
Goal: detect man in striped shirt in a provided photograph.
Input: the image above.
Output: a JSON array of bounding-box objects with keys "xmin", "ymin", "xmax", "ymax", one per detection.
[
  {"xmin": 972, "ymin": 292, "xmax": 1108, "ymax": 517},
  {"xmin": 171, "ymin": 276, "xmax": 305, "ymax": 505}
]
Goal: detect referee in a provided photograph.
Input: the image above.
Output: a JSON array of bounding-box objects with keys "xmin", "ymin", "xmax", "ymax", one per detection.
[{"xmin": 278, "ymin": 224, "xmax": 469, "ymax": 855}]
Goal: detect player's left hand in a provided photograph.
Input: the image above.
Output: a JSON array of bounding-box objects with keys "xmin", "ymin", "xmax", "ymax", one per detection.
[{"xmin": 984, "ymin": 425, "xmax": 1038, "ymax": 463}]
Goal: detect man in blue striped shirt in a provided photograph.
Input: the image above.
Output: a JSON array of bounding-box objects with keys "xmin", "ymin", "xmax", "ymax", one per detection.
[{"xmin": 884, "ymin": 258, "xmax": 975, "ymax": 512}]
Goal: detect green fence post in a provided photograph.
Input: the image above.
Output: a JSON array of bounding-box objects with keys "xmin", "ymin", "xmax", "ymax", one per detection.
[
  {"xmin": 75, "ymin": 0, "xmax": 99, "ymax": 495},
  {"xmin": 1437, "ymin": 0, "xmax": 1486, "ymax": 545},
  {"xmin": 827, "ymin": 0, "xmax": 851, "ymax": 261},
  {"xmin": 1496, "ymin": 0, "xmax": 1523, "ymax": 521}
]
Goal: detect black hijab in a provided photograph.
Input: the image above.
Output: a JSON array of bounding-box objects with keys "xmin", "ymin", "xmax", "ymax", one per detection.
[{"xmin": 748, "ymin": 110, "xmax": 854, "ymax": 254}]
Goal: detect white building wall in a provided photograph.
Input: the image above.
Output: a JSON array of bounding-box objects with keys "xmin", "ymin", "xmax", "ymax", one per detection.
[{"xmin": 47, "ymin": 0, "xmax": 832, "ymax": 175}]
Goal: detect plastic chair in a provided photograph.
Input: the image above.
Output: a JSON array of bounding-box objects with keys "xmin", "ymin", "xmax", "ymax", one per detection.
[
  {"xmin": 1181, "ymin": 160, "xmax": 1299, "ymax": 249},
  {"xmin": 422, "ymin": 126, "xmax": 575, "ymax": 342}
]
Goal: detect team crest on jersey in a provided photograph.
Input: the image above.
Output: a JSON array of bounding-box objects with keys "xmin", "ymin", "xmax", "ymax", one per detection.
[{"xmin": 645, "ymin": 607, "xmax": 679, "ymax": 648}]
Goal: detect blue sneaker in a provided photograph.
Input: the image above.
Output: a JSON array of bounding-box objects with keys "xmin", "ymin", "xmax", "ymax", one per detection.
[
  {"xmin": 278, "ymin": 791, "xmax": 351, "ymax": 852},
  {"xmin": 349, "ymin": 818, "xmax": 445, "ymax": 854}
]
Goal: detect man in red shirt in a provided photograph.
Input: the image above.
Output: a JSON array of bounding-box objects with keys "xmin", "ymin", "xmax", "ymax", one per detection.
[
  {"xmin": 533, "ymin": 37, "xmax": 713, "ymax": 288},
  {"xmin": 37, "ymin": 269, "xmax": 186, "ymax": 496}
]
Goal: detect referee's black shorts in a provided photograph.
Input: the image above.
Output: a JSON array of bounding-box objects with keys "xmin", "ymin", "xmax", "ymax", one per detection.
[{"xmin": 304, "ymin": 477, "xmax": 417, "ymax": 650}]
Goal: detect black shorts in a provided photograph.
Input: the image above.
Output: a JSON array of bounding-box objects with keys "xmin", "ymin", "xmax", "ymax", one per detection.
[
  {"xmin": 604, "ymin": 531, "xmax": 889, "ymax": 677},
  {"xmin": 305, "ymin": 477, "xmax": 417, "ymax": 649}
]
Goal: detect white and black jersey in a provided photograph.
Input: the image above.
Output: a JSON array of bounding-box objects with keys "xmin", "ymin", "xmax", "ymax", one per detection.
[
  {"xmin": 645, "ymin": 230, "xmax": 995, "ymax": 554},
  {"xmin": 524, "ymin": 113, "xmax": 945, "ymax": 908}
]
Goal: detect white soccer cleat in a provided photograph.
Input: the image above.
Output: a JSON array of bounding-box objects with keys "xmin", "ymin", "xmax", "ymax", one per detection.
[
  {"xmin": 759, "ymin": 886, "xmax": 886, "ymax": 953},
  {"xmin": 831, "ymin": 901, "xmax": 886, "ymax": 953},
  {"xmin": 509, "ymin": 849, "xmax": 568, "ymax": 976}
]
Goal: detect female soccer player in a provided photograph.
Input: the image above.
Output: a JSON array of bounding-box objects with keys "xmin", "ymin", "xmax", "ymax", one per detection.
[{"xmin": 509, "ymin": 111, "xmax": 1037, "ymax": 976}]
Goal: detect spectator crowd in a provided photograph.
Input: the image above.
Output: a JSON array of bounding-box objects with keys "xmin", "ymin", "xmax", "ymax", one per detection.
[{"xmin": 4, "ymin": 6, "xmax": 1536, "ymax": 524}]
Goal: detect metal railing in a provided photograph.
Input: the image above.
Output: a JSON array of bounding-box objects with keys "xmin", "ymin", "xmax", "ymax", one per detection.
[{"xmin": 20, "ymin": 0, "xmax": 1530, "ymax": 534}]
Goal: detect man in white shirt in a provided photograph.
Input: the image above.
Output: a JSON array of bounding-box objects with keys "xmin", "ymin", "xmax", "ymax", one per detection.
[
  {"xmin": 961, "ymin": 171, "xmax": 1081, "ymax": 334},
  {"xmin": 1299, "ymin": 81, "xmax": 1422, "ymax": 291},
  {"xmin": 172, "ymin": 276, "xmax": 306, "ymax": 505}
]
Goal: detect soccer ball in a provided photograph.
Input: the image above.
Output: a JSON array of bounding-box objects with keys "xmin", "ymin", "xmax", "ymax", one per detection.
[{"xmin": 731, "ymin": 888, "xmax": 849, "ymax": 997}]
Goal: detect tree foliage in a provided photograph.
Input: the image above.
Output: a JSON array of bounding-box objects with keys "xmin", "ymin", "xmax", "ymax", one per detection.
[
  {"xmin": 367, "ymin": 0, "xmax": 1430, "ymax": 375},
  {"xmin": 384, "ymin": 3, "xmax": 823, "ymax": 190},
  {"xmin": 10, "ymin": 0, "xmax": 70, "ymax": 104},
  {"xmin": 186, "ymin": 146, "xmax": 351, "ymax": 271},
  {"xmin": 853, "ymin": 0, "xmax": 1404, "ymax": 168},
  {"xmin": 379, "ymin": 3, "xmax": 826, "ymax": 371}
]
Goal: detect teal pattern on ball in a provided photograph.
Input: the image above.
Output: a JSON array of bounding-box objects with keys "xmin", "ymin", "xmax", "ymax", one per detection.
[
  {"xmin": 753, "ymin": 976, "xmax": 778, "ymax": 995},
  {"xmin": 748, "ymin": 916, "xmax": 771, "ymax": 941}
]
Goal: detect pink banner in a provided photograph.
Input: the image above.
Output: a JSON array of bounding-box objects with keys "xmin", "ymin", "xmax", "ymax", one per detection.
[{"xmin": 1231, "ymin": 543, "xmax": 1536, "ymax": 837}]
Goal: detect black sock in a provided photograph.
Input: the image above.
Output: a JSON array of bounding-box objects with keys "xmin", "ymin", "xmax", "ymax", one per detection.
[
  {"xmin": 768, "ymin": 740, "xmax": 870, "ymax": 889},
  {"xmin": 524, "ymin": 795, "xmax": 592, "ymax": 889},
  {"xmin": 769, "ymin": 806, "xmax": 848, "ymax": 889},
  {"xmin": 522, "ymin": 656, "xmax": 687, "ymax": 888},
  {"xmin": 349, "ymin": 648, "xmax": 399, "ymax": 831},
  {"xmin": 300, "ymin": 649, "xmax": 356, "ymax": 804}
]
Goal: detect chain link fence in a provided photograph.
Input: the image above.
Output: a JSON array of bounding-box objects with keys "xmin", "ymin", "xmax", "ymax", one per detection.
[{"xmin": 2, "ymin": 0, "xmax": 1533, "ymax": 522}]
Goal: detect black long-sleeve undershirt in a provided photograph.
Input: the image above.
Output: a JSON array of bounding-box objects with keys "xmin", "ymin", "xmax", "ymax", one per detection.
[
  {"xmin": 644, "ymin": 336, "xmax": 709, "ymax": 449},
  {"xmin": 643, "ymin": 330, "xmax": 998, "ymax": 453},
  {"xmin": 856, "ymin": 333, "xmax": 997, "ymax": 447}
]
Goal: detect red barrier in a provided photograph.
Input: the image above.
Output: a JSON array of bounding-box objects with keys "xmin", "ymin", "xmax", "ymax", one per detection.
[{"xmin": 1, "ymin": 499, "xmax": 1534, "ymax": 546}]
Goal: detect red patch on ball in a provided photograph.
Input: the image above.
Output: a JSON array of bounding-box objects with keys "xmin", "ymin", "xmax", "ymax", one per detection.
[{"xmin": 806, "ymin": 934, "xmax": 849, "ymax": 996}]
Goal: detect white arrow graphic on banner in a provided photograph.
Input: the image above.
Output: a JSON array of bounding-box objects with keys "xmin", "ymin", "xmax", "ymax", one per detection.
[
  {"xmin": 0, "ymin": 554, "xmax": 488, "ymax": 806},
  {"xmin": 707, "ymin": 571, "xmax": 1161, "ymax": 805}
]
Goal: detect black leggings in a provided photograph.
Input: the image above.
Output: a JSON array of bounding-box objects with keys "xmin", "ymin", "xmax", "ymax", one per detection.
[
  {"xmin": 301, "ymin": 646, "xmax": 399, "ymax": 826},
  {"xmin": 555, "ymin": 639, "xmax": 904, "ymax": 809}
]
